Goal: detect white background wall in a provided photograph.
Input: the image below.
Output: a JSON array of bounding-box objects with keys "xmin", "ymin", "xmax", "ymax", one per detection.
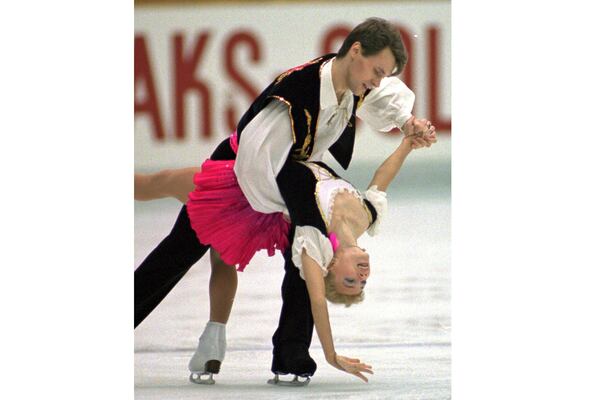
[{"xmin": 134, "ymin": 1, "xmax": 451, "ymax": 170}]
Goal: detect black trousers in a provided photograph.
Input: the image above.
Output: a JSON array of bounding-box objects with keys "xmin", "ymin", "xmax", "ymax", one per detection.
[
  {"xmin": 134, "ymin": 206, "xmax": 208, "ymax": 327},
  {"xmin": 270, "ymin": 226, "xmax": 317, "ymax": 375}
]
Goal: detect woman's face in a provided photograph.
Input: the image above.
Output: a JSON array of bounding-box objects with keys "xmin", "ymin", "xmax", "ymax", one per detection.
[{"xmin": 329, "ymin": 246, "xmax": 371, "ymax": 296}]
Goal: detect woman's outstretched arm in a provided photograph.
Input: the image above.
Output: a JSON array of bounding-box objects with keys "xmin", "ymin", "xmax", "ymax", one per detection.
[
  {"xmin": 302, "ymin": 250, "xmax": 373, "ymax": 382},
  {"xmin": 368, "ymin": 118, "xmax": 436, "ymax": 192}
]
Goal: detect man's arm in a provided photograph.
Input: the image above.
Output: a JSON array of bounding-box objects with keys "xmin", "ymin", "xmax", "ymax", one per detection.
[
  {"xmin": 356, "ymin": 77, "xmax": 437, "ymax": 149},
  {"xmin": 356, "ymin": 76, "xmax": 415, "ymax": 132}
]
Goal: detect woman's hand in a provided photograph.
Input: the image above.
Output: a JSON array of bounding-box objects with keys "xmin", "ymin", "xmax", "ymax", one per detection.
[
  {"xmin": 328, "ymin": 353, "xmax": 374, "ymax": 383},
  {"xmin": 401, "ymin": 117, "xmax": 437, "ymax": 150}
]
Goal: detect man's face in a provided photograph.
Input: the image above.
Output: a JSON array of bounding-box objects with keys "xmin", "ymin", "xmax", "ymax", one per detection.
[{"xmin": 346, "ymin": 43, "xmax": 397, "ymax": 96}]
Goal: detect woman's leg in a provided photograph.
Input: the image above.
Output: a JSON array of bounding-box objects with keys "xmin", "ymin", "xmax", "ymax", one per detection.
[
  {"xmin": 208, "ymin": 248, "xmax": 238, "ymax": 323},
  {"xmin": 134, "ymin": 167, "xmax": 199, "ymax": 203},
  {"xmin": 188, "ymin": 249, "xmax": 238, "ymax": 383}
]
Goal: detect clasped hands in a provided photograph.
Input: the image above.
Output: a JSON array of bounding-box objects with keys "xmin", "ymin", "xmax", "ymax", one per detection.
[{"xmin": 402, "ymin": 116, "xmax": 438, "ymax": 149}]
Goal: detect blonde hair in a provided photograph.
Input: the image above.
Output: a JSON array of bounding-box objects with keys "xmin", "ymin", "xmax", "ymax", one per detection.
[{"xmin": 324, "ymin": 257, "xmax": 365, "ymax": 307}]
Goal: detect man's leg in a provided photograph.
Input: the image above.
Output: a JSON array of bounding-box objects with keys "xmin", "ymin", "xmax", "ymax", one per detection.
[
  {"xmin": 271, "ymin": 238, "xmax": 316, "ymax": 377},
  {"xmin": 135, "ymin": 205, "xmax": 209, "ymax": 328}
]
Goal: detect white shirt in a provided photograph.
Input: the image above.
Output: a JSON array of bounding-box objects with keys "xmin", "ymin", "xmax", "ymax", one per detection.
[{"xmin": 234, "ymin": 57, "xmax": 415, "ymax": 214}]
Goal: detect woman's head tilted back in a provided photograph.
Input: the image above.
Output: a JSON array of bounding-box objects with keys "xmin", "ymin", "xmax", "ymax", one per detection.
[{"xmin": 325, "ymin": 245, "xmax": 371, "ymax": 307}]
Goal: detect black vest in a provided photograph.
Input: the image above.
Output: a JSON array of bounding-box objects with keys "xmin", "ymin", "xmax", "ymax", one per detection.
[
  {"xmin": 276, "ymin": 160, "xmax": 378, "ymax": 237},
  {"xmin": 276, "ymin": 160, "xmax": 335, "ymax": 236},
  {"xmin": 237, "ymin": 54, "xmax": 369, "ymax": 170}
]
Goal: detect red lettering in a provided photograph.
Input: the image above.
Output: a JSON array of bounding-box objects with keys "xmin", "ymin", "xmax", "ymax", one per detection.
[
  {"xmin": 224, "ymin": 31, "xmax": 261, "ymax": 133},
  {"xmin": 321, "ymin": 26, "xmax": 351, "ymax": 54},
  {"xmin": 134, "ymin": 35, "xmax": 165, "ymax": 140},
  {"xmin": 386, "ymin": 25, "xmax": 415, "ymax": 136},
  {"xmin": 174, "ymin": 32, "xmax": 213, "ymax": 139},
  {"xmin": 395, "ymin": 25, "xmax": 414, "ymax": 94},
  {"xmin": 427, "ymin": 26, "xmax": 451, "ymax": 132}
]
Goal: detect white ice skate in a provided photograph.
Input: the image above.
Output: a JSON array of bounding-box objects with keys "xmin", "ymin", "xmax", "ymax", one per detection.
[
  {"xmin": 267, "ymin": 374, "xmax": 311, "ymax": 387},
  {"xmin": 188, "ymin": 321, "xmax": 226, "ymax": 385}
]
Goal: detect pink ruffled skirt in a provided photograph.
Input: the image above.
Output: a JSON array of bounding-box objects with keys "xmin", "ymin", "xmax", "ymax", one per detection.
[{"xmin": 186, "ymin": 134, "xmax": 290, "ymax": 271}]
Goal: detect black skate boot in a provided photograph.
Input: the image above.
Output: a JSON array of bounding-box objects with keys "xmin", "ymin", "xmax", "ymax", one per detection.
[{"xmin": 268, "ymin": 343, "xmax": 316, "ymax": 386}]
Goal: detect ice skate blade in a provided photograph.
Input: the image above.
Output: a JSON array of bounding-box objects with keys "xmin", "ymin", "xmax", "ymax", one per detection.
[
  {"xmin": 189, "ymin": 372, "xmax": 215, "ymax": 385},
  {"xmin": 267, "ymin": 374, "xmax": 310, "ymax": 387},
  {"xmin": 189, "ymin": 360, "xmax": 221, "ymax": 384}
]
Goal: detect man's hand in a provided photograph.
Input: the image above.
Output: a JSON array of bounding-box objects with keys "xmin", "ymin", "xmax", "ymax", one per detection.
[
  {"xmin": 328, "ymin": 353, "xmax": 374, "ymax": 383},
  {"xmin": 402, "ymin": 116, "xmax": 437, "ymax": 149}
]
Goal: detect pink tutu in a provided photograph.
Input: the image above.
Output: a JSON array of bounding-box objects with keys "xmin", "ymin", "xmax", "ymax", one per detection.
[{"xmin": 186, "ymin": 135, "xmax": 290, "ymax": 272}]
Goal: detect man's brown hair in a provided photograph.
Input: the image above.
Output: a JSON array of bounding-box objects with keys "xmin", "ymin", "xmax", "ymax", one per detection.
[{"xmin": 338, "ymin": 17, "xmax": 408, "ymax": 76}]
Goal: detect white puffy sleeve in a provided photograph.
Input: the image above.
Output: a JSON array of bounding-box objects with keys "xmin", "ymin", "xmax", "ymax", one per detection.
[
  {"xmin": 291, "ymin": 226, "xmax": 334, "ymax": 280},
  {"xmin": 363, "ymin": 185, "xmax": 388, "ymax": 236},
  {"xmin": 356, "ymin": 77, "xmax": 415, "ymax": 133}
]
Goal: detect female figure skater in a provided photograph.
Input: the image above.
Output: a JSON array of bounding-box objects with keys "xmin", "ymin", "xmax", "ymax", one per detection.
[{"xmin": 135, "ymin": 118, "xmax": 435, "ymax": 384}]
